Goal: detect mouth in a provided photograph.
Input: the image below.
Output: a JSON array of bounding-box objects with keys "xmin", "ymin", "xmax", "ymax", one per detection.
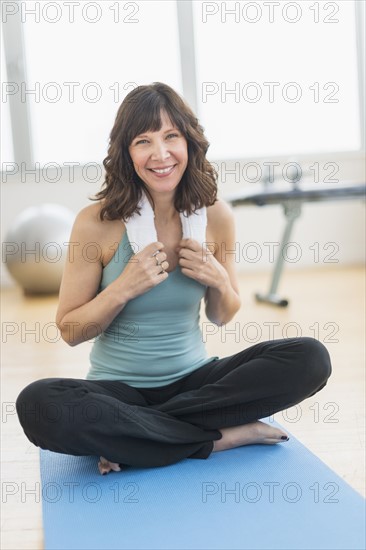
[{"xmin": 147, "ymin": 165, "xmax": 177, "ymax": 177}]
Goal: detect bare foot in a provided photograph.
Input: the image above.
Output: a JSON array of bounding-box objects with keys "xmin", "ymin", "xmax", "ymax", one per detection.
[
  {"xmin": 98, "ymin": 456, "xmax": 122, "ymax": 475},
  {"xmin": 212, "ymin": 421, "xmax": 289, "ymax": 452}
]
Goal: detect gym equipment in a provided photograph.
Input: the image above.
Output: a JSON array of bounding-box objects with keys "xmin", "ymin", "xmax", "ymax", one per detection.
[
  {"xmin": 39, "ymin": 420, "xmax": 365, "ymax": 550},
  {"xmin": 225, "ymin": 181, "xmax": 366, "ymax": 307},
  {"xmin": 4, "ymin": 203, "xmax": 75, "ymax": 295}
]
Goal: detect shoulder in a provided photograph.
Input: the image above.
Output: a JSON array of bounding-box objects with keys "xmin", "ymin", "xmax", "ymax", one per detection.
[
  {"xmin": 74, "ymin": 202, "xmax": 106, "ymax": 227},
  {"xmin": 206, "ymin": 197, "xmax": 235, "ymax": 234},
  {"xmin": 73, "ymin": 203, "xmax": 125, "ymax": 234},
  {"xmin": 205, "ymin": 198, "xmax": 235, "ymax": 256},
  {"xmin": 71, "ymin": 203, "xmax": 126, "ymax": 263},
  {"xmin": 207, "ymin": 197, "xmax": 234, "ymax": 217}
]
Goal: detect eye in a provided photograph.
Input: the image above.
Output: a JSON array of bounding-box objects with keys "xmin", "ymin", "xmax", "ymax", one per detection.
[
  {"xmin": 167, "ymin": 133, "xmax": 179, "ymax": 139},
  {"xmin": 135, "ymin": 139, "xmax": 148, "ymax": 145}
]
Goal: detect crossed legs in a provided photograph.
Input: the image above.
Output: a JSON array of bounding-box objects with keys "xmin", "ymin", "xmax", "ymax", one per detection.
[{"xmin": 16, "ymin": 337, "xmax": 332, "ymax": 473}]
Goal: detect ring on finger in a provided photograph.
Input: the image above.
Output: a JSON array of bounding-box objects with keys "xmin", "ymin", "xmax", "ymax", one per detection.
[
  {"xmin": 153, "ymin": 251, "xmax": 161, "ymax": 266},
  {"xmin": 160, "ymin": 260, "xmax": 167, "ymax": 272}
]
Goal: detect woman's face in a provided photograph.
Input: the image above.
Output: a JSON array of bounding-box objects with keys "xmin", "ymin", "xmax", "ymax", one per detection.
[{"xmin": 128, "ymin": 110, "xmax": 188, "ymax": 196}]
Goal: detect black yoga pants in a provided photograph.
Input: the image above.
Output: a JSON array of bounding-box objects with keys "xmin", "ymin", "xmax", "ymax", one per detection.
[{"xmin": 16, "ymin": 337, "xmax": 332, "ymax": 468}]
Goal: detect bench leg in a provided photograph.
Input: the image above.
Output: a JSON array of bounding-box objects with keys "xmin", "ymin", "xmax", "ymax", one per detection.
[{"xmin": 255, "ymin": 201, "xmax": 302, "ymax": 307}]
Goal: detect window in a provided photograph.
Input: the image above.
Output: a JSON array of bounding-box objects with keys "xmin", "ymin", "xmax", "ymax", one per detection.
[
  {"xmin": 2, "ymin": 0, "xmax": 363, "ymax": 169},
  {"xmin": 19, "ymin": 1, "xmax": 182, "ymax": 166},
  {"xmin": 192, "ymin": 0, "xmax": 360, "ymax": 160}
]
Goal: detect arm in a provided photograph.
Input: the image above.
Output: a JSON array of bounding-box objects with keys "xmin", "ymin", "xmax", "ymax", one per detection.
[
  {"xmin": 177, "ymin": 199, "xmax": 241, "ymax": 326},
  {"xmin": 204, "ymin": 199, "xmax": 241, "ymax": 325},
  {"xmin": 56, "ymin": 204, "xmax": 168, "ymax": 346},
  {"xmin": 56, "ymin": 205, "xmax": 129, "ymax": 346}
]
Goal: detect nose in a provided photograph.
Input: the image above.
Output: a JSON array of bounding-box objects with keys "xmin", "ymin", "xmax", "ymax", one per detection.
[{"xmin": 150, "ymin": 140, "xmax": 171, "ymax": 162}]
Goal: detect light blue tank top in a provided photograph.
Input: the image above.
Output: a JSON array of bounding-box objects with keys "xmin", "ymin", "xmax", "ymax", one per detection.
[{"xmin": 86, "ymin": 230, "xmax": 218, "ymax": 387}]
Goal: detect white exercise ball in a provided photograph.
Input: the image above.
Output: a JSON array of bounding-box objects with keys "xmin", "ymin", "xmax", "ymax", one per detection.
[{"xmin": 4, "ymin": 204, "xmax": 75, "ymax": 295}]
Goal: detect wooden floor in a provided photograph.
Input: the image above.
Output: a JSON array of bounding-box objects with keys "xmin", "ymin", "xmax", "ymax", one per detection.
[{"xmin": 1, "ymin": 265, "xmax": 365, "ymax": 550}]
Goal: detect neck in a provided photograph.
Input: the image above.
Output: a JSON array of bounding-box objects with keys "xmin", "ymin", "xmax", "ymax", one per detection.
[
  {"xmin": 124, "ymin": 188, "xmax": 206, "ymax": 251},
  {"xmin": 144, "ymin": 189, "xmax": 178, "ymax": 224}
]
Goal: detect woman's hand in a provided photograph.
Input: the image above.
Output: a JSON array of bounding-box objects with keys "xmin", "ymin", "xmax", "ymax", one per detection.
[
  {"xmin": 112, "ymin": 241, "xmax": 169, "ymax": 301},
  {"xmin": 176, "ymin": 238, "xmax": 229, "ymax": 290}
]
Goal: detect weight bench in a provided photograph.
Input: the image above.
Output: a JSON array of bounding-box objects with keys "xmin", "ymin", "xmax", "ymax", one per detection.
[{"xmin": 225, "ymin": 182, "xmax": 366, "ymax": 306}]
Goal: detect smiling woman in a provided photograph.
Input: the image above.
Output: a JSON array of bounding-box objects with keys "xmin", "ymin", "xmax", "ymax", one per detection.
[{"xmin": 16, "ymin": 82, "xmax": 332, "ymax": 476}]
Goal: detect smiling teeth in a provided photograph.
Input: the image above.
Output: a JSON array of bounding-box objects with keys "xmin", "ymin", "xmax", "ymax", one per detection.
[{"xmin": 151, "ymin": 166, "xmax": 174, "ymax": 174}]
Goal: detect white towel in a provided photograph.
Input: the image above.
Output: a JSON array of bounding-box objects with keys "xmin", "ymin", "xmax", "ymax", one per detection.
[{"xmin": 124, "ymin": 190, "xmax": 207, "ymax": 253}]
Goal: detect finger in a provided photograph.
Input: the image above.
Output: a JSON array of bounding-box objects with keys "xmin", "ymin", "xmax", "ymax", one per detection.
[
  {"xmin": 179, "ymin": 238, "xmax": 201, "ymax": 252},
  {"xmin": 178, "ymin": 248, "xmax": 195, "ymax": 260},
  {"xmin": 180, "ymin": 267, "xmax": 196, "ymax": 279},
  {"xmin": 178, "ymin": 256, "xmax": 198, "ymax": 269},
  {"xmin": 152, "ymin": 252, "xmax": 167, "ymax": 268},
  {"xmin": 157, "ymin": 251, "xmax": 167, "ymax": 261},
  {"xmin": 178, "ymin": 257, "xmax": 188, "ymax": 268},
  {"xmin": 156, "ymin": 260, "xmax": 169, "ymax": 273},
  {"xmin": 158, "ymin": 266, "xmax": 169, "ymax": 278},
  {"xmin": 147, "ymin": 242, "xmax": 165, "ymax": 255}
]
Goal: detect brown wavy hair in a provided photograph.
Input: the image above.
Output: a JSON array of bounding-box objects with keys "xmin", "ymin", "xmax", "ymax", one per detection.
[{"xmin": 92, "ymin": 82, "xmax": 218, "ymax": 220}]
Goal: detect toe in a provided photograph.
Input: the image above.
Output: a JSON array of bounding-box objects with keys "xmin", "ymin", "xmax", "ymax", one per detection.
[
  {"xmin": 262, "ymin": 437, "xmax": 289, "ymax": 445},
  {"xmin": 98, "ymin": 462, "xmax": 111, "ymax": 475},
  {"xmin": 98, "ymin": 456, "xmax": 122, "ymax": 475}
]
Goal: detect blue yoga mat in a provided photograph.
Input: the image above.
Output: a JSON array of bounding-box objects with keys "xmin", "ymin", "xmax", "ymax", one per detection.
[{"xmin": 40, "ymin": 423, "xmax": 365, "ymax": 550}]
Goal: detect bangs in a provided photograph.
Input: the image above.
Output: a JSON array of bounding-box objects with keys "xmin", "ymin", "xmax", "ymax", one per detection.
[{"xmin": 125, "ymin": 92, "xmax": 186, "ymax": 146}]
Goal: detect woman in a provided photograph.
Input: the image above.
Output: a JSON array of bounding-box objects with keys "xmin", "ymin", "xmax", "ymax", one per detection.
[{"xmin": 16, "ymin": 83, "xmax": 332, "ymax": 475}]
